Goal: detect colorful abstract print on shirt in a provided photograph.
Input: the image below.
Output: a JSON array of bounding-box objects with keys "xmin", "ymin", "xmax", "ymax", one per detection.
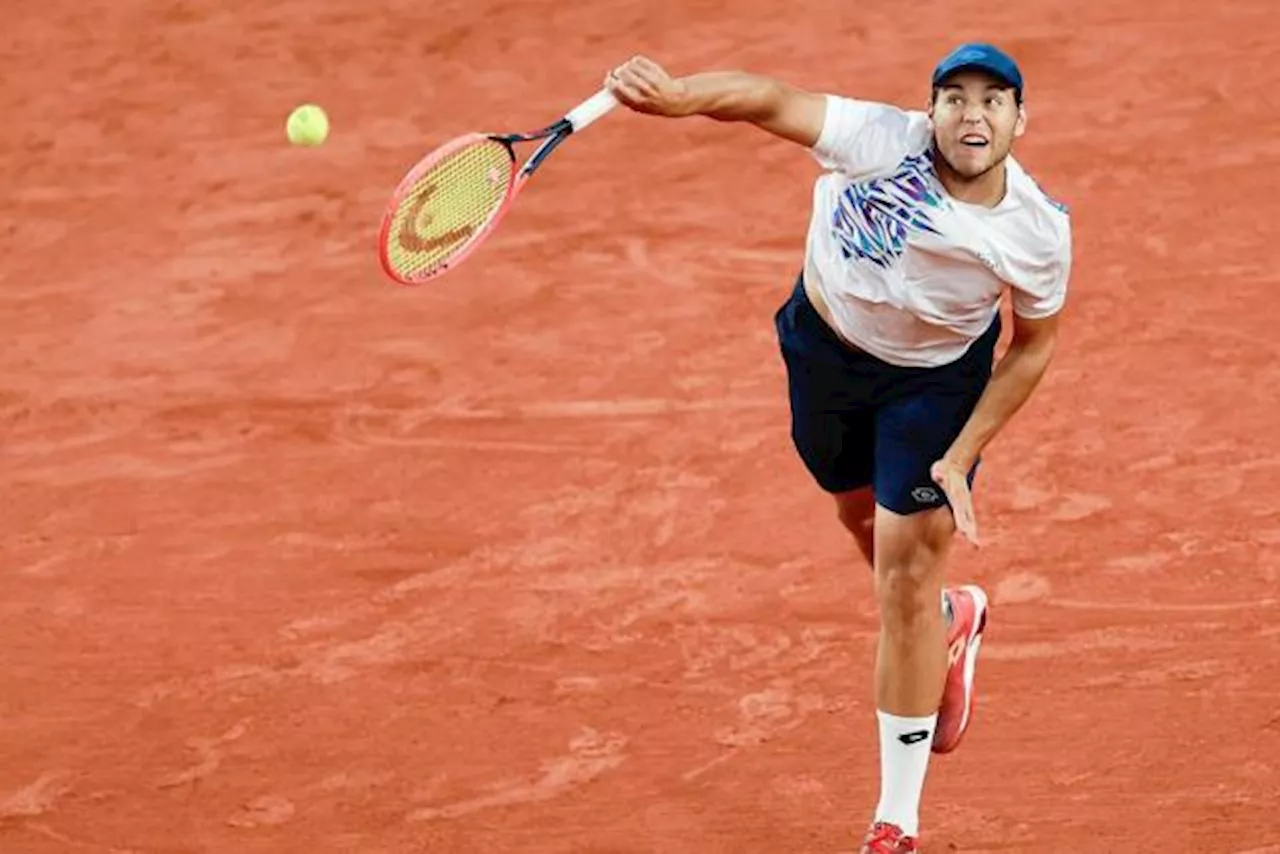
[{"xmin": 830, "ymin": 151, "xmax": 944, "ymax": 269}]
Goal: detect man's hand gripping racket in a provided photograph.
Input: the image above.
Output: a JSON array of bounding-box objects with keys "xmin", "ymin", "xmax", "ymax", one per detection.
[{"xmin": 378, "ymin": 88, "xmax": 618, "ymax": 284}]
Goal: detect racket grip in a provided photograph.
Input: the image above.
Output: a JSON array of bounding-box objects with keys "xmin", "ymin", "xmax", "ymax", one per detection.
[{"xmin": 565, "ymin": 89, "xmax": 619, "ymax": 133}]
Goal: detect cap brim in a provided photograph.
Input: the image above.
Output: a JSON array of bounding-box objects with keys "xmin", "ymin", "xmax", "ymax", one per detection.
[{"xmin": 934, "ymin": 62, "xmax": 1020, "ymax": 91}]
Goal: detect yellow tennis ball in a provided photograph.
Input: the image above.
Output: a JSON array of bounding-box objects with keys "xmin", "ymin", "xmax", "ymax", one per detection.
[{"xmin": 286, "ymin": 104, "xmax": 329, "ymax": 146}]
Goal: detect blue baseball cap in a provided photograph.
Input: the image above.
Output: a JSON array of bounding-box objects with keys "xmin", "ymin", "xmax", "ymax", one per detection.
[{"xmin": 931, "ymin": 42, "xmax": 1024, "ymax": 96}]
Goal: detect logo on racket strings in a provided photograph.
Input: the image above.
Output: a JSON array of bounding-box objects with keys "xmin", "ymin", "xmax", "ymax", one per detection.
[{"xmin": 396, "ymin": 183, "xmax": 478, "ymax": 255}]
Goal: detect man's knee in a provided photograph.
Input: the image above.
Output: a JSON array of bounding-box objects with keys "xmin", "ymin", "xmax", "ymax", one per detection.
[
  {"xmin": 875, "ymin": 564, "xmax": 942, "ymax": 633},
  {"xmin": 873, "ymin": 505, "xmax": 954, "ymax": 629}
]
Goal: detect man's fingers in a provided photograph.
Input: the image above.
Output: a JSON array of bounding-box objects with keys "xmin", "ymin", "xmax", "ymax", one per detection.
[
  {"xmin": 631, "ymin": 55, "xmax": 668, "ymax": 78},
  {"xmin": 952, "ymin": 503, "xmax": 976, "ymax": 543},
  {"xmin": 930, "ymin": 460, "xmax": 980, "ymax": 545},
  {"xmin": 609, "ymin": 81, "xmax": 647, "ymax": 107},
  {"xmin": 606, "ymin": 71, "xmax": 653, "ymax": 106},
  {"xmin": 613, "ymin": 67, "xmax": 657, "ymax": 98},
  {"xmin": 629, "ymin": 62, "xmax": 666, "ymax": 90},
  {"xmin": 951, "ymin": 488, "xmax": 979, "ymax": 546}
]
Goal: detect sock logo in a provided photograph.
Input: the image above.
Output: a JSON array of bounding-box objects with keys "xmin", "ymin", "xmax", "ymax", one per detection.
[{"xmin": 898, "ymin": 730, "xmax": 931, "ymax": 745}]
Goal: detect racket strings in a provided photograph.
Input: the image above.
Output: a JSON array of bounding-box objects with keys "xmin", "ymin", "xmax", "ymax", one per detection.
[{"xmin": 384, "ymin": 139, "xmax": 513, "ymax": 279}]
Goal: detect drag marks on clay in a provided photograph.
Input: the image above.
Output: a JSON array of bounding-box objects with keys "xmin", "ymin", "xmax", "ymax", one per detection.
[
  {"xmin": 11, "ymin": 386, "xmax": 777, "ymax": 480},
  {"xmin": 1047, "ymin": 492, "xmax": 1114, "ymax": 523},
  {"xmin": 979, "ymin": 627, "xmax": 1178, "ymax": 663},
  {"xmin": 13, "ymin": 451, "xmax": 247, "ymax": 488},
  {"xmin": 0, "ymin": 773, "xmax": 72, "ymax": 821},
  {"xmin": 991, "ymin": 571, "xmax": 1052, "ymax": 605},
  {"xmin": 333, "ymin": 394, "xmax": 776, "ymax": 460},
  {"xmin": 675, "ymin": 622, "xmax": 839, "ymax": 683},
  {"xmin": 1077, "ymin": 658, "xmax": 1229, "ymax": 690},
  {"xmin": 225, "ymin": 794, "xmax": 296, "ymax": 828},
  {"xmin": 516, "ymin": 464, "xmax": 726, "ymax": 556},
  {"xmin": 7, "ymin": 392, "xmax": 349, "ymax": 494},
  {"xmin": 1003, "ymin": 484, "xmax": 1114, "ymax": 522},
  {"xmin": 127, "ymin": 512, "xmax": 854, "ymax": 825},
  {"xmin": 290, "ymin": 622, "xmax": 421, "ymax": 686},
  {"xmin": 567, "ymin": 234, "xmax": 802, "ymax": 296},
  {"xmin": 683, "ymin": 685, "xmax": 834, "ymax": 782},
  {"xmin": 155, "ymin": 719, "xmax": 251, "ymax": 789},
  {"xmin": 769, "ymin": 773, "xmax": 833, "ymax": 808},
  {"xmin": 6, "ymin": 823, "xmax": 144, "ymax": 854},
  {"xmin": 467, "ymin": 397, "xmax": 776, "ymax": 420},
  {"xmin": 508, "ymin": 473, "xmax": 870, "ymax": 785},
  {"xmin": 338, "ymin": 402, "xmax": 571, "ymax": 456},
  {"xmin": 342, "ymin": 395, "xmax": 776, "ymax": 425},
  {"xmin": 136, "ymin": 607, "xmax": 470, "ymax": 709},
  {"xmin": 1046, "ymin": 597, "xmax": 1278, "ymax": 614},
  {"xmin": 130, "ymin": 538, "xmax": 670, "ymax": 710},
  {"xmin": 406, "ymin": 727, "xmax": 628, "ymax": 822}
]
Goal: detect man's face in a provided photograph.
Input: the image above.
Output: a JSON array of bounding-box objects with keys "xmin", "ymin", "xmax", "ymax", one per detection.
[{"xmin": 929, "ymin": 70, "xmax": 1026, "ymax": 180}]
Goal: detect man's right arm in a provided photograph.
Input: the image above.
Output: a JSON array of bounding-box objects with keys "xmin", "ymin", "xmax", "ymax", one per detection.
[
  {"xmin": 669, "ymin": 71, "xmax": 828, "ymax": 148},
  {"xmin": 606, "ymin": 56, "xmax": 827, "ymax": 149}
]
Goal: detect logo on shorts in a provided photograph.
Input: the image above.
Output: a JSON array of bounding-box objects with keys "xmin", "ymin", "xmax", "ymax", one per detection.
[{"xmin": 911, "ymin": 486, "xmax": 942, "ymax": 505}]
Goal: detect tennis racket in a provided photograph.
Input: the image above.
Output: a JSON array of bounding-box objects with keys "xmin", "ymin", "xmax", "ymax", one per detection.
[{"xmin": 377, "ymin": 88, "xmax": 619, "ymax": 285}]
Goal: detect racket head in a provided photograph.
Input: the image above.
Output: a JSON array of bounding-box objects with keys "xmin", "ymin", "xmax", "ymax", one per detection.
[{"xmin": 377, "ymin": 133, "xmax": 519, "ymax": 285}]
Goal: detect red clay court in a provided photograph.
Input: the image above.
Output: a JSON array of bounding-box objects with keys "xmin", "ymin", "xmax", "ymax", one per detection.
[{"xmin": 3, "ymin": 0, "xmax": 1278, "ymax": 851}]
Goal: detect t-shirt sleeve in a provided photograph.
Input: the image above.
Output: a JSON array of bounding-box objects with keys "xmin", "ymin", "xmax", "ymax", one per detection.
[
  {"xmin": 1011, "ymin": 225, "xmax": 1072, "ymax": 319},
  {"xmin": 809, "ymin": 95, "xmax": 918, "ymax": 179}
]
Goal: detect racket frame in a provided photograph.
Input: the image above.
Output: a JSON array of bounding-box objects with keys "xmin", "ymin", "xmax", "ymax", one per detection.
[{"xmin": 377, "ymin": 89, "xmax": 618, "ymax": 286}]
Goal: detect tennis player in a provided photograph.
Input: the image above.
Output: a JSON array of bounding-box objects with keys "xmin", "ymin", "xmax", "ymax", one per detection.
[{"xmin": 605, "ymin": 43, "xmax": 1072, "ymax": 853}]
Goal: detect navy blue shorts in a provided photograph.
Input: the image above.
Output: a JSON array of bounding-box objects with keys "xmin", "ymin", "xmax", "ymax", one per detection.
[{"xmin": 774, "ymin": 274, "xmax": 1001, "ymax": 516}]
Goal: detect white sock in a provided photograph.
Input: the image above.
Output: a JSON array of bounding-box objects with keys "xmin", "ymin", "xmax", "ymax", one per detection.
[{"xmin": 874, "ymin": 710, "xmax": 938, "ymax": 837}]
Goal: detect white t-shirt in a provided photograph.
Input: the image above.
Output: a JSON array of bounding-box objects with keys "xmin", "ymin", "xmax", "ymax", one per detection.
[{"xmin": 803, "ymin": 95, "xmax": 1072, "ymax": 368}]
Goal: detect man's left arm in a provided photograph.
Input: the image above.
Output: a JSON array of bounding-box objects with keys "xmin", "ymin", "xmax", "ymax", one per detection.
[
  {"xmin": 929, "ymin": 309, "xmax": 1060, "ymax": 545},
  {"xmin": 934, "ymin": 213, "xmax": 1072, "ymax": 543},
  {"xmin": 943, "ymin": 309, "xmax": 1060, "ymax": 472}
]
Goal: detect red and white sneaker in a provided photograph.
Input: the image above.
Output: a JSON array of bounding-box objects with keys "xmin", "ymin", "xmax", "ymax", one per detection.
[
  {"xmin": 933, "ymin": 584, "xmax": 990, "ymax": 754},
  {"xmin": 860, "ymin": 821, "xmax": 919, "ymax": 853}
]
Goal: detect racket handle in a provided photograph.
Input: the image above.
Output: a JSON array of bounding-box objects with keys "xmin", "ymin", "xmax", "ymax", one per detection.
[{"xmin": 565, "ymin": 89, "xmax": 619, "ymax": 133}]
